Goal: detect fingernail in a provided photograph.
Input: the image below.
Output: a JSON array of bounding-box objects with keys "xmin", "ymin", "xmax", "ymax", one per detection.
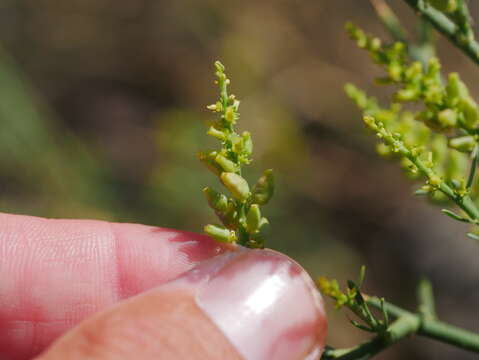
[{"xmin": 167, "ymin": 248, "xmax": 328, "ymax": 360}]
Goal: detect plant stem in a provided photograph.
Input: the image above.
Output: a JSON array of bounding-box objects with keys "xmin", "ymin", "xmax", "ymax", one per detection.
[
  {"xmin": 322, "ymin": 315, "xmax": 420, "ymax": 360},
  {"xmin": 420, "ymin": 318, "xmax": 479, "ymax": 352},
  {"xmin": 369, "ymin": 0, "xmax": 408, "ymax": 43},
  {"xmin": 323, "ymin": 294, "xmax": 479, "ymax": 359},
  {"xmin": 417, "ymin": 278, "xmax": 437, "ymax": 320},
  {"xmin": 412, "ymin": 19, "xmax": 436, "ymax": 66},
  {"xmin": 403, "ymin": 0, "xmax": 479, "ymax": 65},
  {"xmin": 406, "ymin": 152, "xmax": 479, "ymax": 221},
  {"xmin": 368, "ymin": 296, "xmax": 479, "ymax": 352},
  {"xmin": 455, "ymin": 0, "xmax": 474, "ymax": 40}
]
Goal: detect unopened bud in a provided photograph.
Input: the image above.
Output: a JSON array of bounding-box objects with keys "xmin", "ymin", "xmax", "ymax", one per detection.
[
  {"xmin": 221, "ymin": 172, "xmax": 251, "ymax": 201},
  {"xmin": 215, "ymin": 154, "xmax": 239, "ymax": 173},
  {"xmin": 204, "ymin": 224, "xmax": 236, "ymax": 243},
  {"xmin": 203, "ymin": 187, "xmax": 228, "ymax": 213},
  {"xmin": 363, "ymin": 115, "xmax": 379, "ymax": 131},
  {"xmin": 429, "ymin": 0, "xmax": 457, "ymax": 12},
  {"xmin": 437, "ymin": 109, "xmax": 457, "ymax": 127},
  {"xmin": 428, "ymin": 174, "xmax": 442, "ymax": 187},
  {"xmin": 449, "ymin": 136, "xmax": 476, "ymax": 152},
  {"xmin": 395, "ymin": 88, "xmax": 418, "ymax": 102},
  {"xmin": 246, "ymin": 204, "xmax": 261, "ymax": 233},
  {"xmin": 242, "ymin": 131, "xmax": 253, "ymax": 155},
  {"xmin": 252, "ymin": 169, "xmax": 274, "ymax": 205},
  {"xmin": 224, "ymin": 106, "xmax": 236, "ymax": 123},
  {"xmin": 198, "ymin": 151, "xmax": 222, "ymax": 176},
  {"xmin": 370, "ymin": 37, "xmax": 381, "ymax": 51},
  {"xmin": 207, "ymin": 101, "xmax": 223, "ymax": 112},
  {"xmin": 230, "ymin": 134, "xmax": 243, "ymax": 153},
  {"xmin": 388, "ymin": 63, "xmax": 402, "ymax": 82},
  {"xmin": 460, "ymin": 97, "xmax": 479, "ymax": 128},
  {"xmin": 214, "ymin": 61, "xmax": 225, "ymax": 72},
  {"xmin": 405, "ymin": 62, "xmax": 423, "ymax": 81},
  {"xmin": 446, "ymin": 73, "xmax": 469, "ymax": 100},
  {"xmin": 376, "ymin": 143, "xmax": 391, "ymax": 156},
  {"xmin": 207, "ymin": 126, "xmax": 226, "ymax": 140},
  {"xmin": 427, "ymin": 57, "xmax": 441, "ymax": 74}
]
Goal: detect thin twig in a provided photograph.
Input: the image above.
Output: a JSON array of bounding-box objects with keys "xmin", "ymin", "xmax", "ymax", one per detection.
[
  {"xmin": 417, "ymin": 278, "xmax": 437, "ymax": 321},
  {"xmin": 403, "ymin": 0, "xmax": 479, "ymax": 65},
  {"xmin": 370, "ymin": 0, "xmax": 408, "ymax": 42}
]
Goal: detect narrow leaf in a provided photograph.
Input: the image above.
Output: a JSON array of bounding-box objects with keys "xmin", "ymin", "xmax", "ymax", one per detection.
[
  {"xmin": 467, "ymin": 146, "xmax": 479, "ymax": 188},
  {"xmin": 358, "ymin": 265, "xmax": 366, "ymax": 288},
  {"xmin": 466, "ymin": 232, "xmax": 479, "ymax": 241},
  {"xmin": 441, "ymin": 209, "xmax": 471, "ymax": 223},
  {"xmin": 348, "ymin": 318, "xmax": 375, "ymax": 333}
]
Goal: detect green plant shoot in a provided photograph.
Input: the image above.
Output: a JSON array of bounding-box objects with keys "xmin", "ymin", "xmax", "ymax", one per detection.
[
  {"xmin": 345, "ymin": 22, "xmax": 479, "ymax": 235},
  {"xmin": 199, "ymin": 61, "xmax": 274, "ymax": 248}
]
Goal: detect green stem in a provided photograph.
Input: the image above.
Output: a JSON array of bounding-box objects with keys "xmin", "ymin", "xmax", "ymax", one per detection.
[
  {"xmin": 322, "ymin": 279, "xmax": 479, "ymax": 359},
  {"xmin": 403, "ymin": 0, "xmax": 479, "ymax": 65},
  {"xmin": 417, "ymin": 278, "xmax": 437, "ymax": 320},
  {"xmin": 322, "ymin": 315, "xmax": 420, "ymax": 359},
  {"xmin": 457, "ymin": 194, "xmax": 479, "ymax": 221},
  {"xmin": 455, "ymin": 0, "xmax": 474, "ymax": 40},
  {"xmin": 467, "ymin": 154, "xmax": 478, "ymax": 189},
  {"xmin": 412, "ymin": 19, "xmax": 436, "ymax": 66},
  {"xmin": 367, "ymin": 296, "xmax": 479, "ymax": 352},
  {"xmin": 420, "ymin": 318, "xmax": 479, "ymax": 352},
  {"xmin": 407, "ymin": 152, "xmax": 479, "ymax": 221},
  {"xmin": 369, "ymin": 0, "xmax": 408, "ymax": 42}
]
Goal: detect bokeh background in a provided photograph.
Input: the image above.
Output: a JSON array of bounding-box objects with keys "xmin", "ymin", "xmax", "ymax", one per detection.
[{"xmin": 0, "ymin": 1, "xmax": 478, "ymax": 359}]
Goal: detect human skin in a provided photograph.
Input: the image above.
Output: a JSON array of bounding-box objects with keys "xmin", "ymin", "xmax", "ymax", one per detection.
[{"xmin": 0, "ymin": 212, "xmax": 327, "ymax": 360}]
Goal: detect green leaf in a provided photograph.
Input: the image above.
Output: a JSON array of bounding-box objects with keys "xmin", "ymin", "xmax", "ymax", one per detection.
[
  {"xmin": 467, "ymin": 145, "xmax": 479, "ymax": 188},
  {"xmin": 441, "ymin": 209, "xmax": 471, "ymax": 223},
  {"xmin": 466, "ymin": 232, "xmax": 479, "ymax": 241},
  {"xmin": 348, "ymin": 318, "xmax": 375, "ymax": 333}
]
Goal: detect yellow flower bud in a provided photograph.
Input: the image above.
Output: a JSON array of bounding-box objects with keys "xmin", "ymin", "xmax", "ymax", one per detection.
[
  {"xmin": 220, "ymin": 172, "xmax": 250, "ymax": 201},
  {"xmin": 204, "ymin": 224, "xmax": 236, "ymax": 243}
]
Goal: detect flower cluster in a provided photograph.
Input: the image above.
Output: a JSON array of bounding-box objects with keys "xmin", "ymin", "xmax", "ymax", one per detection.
[
  {"xmin": 345, "ymin": 23, "xmax": 479, "ymax": 227},
  {"xmin": 200, "ymin": 61, "xmax": 274, "ymax": 248},
  {"xmin": 318, "ymin": 267, "xmax": 390, "ymax": 335},
  {"xmin": 346, "ymin": 22, "xmax": 479, "ymax": 133},
  {"xmin": 346, "ymin": 84, "xmax": 469, "ymax": 202}
]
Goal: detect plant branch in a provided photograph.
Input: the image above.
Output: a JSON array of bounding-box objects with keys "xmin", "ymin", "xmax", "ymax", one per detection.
[
  {"xmin": 367, "ymin": 296, "xmax": 479, "ymax": 353},
  {"xmin": 370, "ymin": 0, "xmax": 408, "ymax": 43},
  {"xmin": 322, "ymin": 315, "xmax": 419, "ymax": 360},
  {"xmin": 416, "ymin": 146, "xmax": 479, "ymax": 225},
  {"xmin": 322, "ymin": 293, "xmax": 479, "ymax": 359},
  {"xmin": 403, "ymin": 0, "xmax": 479, "ymax": 65},
  {"xmin": 417, "ymin": 278, "xmax": 437, "ymax": 321}
]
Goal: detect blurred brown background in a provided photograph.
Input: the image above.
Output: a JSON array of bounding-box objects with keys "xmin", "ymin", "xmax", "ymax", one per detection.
[{"xmin": 0, "ymin": 1, "xmax": 478, "ymax": 359}]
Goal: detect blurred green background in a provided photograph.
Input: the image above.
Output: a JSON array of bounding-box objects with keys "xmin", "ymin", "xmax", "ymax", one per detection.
[{"xmin": 0, "ymin": 1, "xmax": 478, "ymax": 359}]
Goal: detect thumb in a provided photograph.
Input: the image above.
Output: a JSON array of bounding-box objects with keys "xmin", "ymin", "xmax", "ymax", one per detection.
[{"xmin": 36, "ymin": 248, "xmax": 327, "ymax": 360}]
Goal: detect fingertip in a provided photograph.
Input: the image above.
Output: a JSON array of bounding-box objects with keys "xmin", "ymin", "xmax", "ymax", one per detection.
[
  {"xmin": 39, "ymin": 248, "xmax": 327, "ymax": 360},
  {"xmin": 111, "ymin": 223, "xmax": 227, "ymax": 297},
  {"xmin": 36, "ymin": 289, "xmax": 242, "ymax": 360},
  {"xmin": 0, "ymin": 213, "xmax": 228, "ymax": 359},
  {"xmin": 181, "ymin": 248, "xmax": 328, "ymax": 360}
]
